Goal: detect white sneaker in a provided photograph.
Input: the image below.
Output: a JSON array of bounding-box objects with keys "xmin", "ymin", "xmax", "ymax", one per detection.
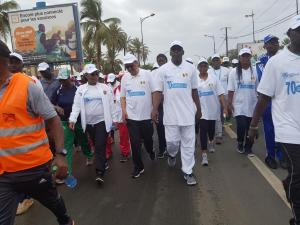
[
  {"xmin": 208, "ymin": 142, "xmax": 215, "ymax": 153},
  {"xmin": 201, "ymin": 153, "xmax": 208, "ymax": 166},
  {"xmin": 167, "ymin": 156, "xmax": 176, "ymax": 167},
  {"xmin": 86, "ymin": 158, "xmax": 93, "ymax": 166},
  {"xmin": 184, "ymin": 173, "xmax": 197, "ymax": 186}
]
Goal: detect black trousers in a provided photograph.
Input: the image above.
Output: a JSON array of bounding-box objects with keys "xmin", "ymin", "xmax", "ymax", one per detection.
[
  {"xmin": 235, "ymin": 115, "xmax": 253, "ymax": 152},
  {"xmin": 0, "ymin": 163, "xmax": 70, "ymax": 225},
  {"xmin": 126, "ymin": 119, "xmax": 154, "ymax": 171},
  {"xmin": 86, "ymin": 121, "xmax": 108, "ymax": 175},
  {"xmin": 281, "ymin": 143, "xmax": 300, "ymax": 225},
  {"xmin": 156, "ymin": 105, "xmax": 166, "ymax": 153},
  {"xmin": 199, "ymin": 119, "xmax": 215, "ymax": 150}
]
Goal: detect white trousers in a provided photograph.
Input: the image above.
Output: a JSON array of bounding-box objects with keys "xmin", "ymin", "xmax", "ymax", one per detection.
[
  {"xmin": 215, "ymin": 117, "xmax": 223, "ymax": 138},
  {"xmin": 165, "ymin": 125, "xmax": 195, "ymax": 175}
]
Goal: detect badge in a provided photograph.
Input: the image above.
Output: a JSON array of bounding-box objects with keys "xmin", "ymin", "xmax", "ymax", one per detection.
[
  {"xmin": 182, "ymin": 73, "xmax": 188, "ymax": 77},
  {"xmin": 103, "ymin": 90, "xmax": 107, "ymax": 95},
  {"xmin": 140, "ymin": 81, "xmax": 145, "ymax": 85}
]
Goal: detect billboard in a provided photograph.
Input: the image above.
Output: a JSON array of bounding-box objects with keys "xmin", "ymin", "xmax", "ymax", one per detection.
[
  {"xmin": 8, "ymin": 4, "xmax": 82, "ymax": 64},
  {"xmin": 237, "ymin": 41, "xmax": 265, "ymax": 61}
]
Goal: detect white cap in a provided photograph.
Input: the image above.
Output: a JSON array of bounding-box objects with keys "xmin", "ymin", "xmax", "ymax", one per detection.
[
  {"xmin": 107, "ymin": 73, "xmax": 116, "ymax": 82},
  {"xmin": 222, "ymin": 56, "xmax": 230, "ymax": 62},
  {"xmin": 211, "ymin": 53, "xmax": 221, "ymax": 59},
  {"xmin": 153, "ymin": 62, "xmax": 159, "ymax": 68},
  {"xmin": 198, "ymin": 57, "xmax": 208, "ymax": 65},
  {"xmin": 38, "ymin": 62, "xmax": 50, "ymax": 71},
  {"xmin": 288, "ymin": 15, "xmax": 300, "ymax": 30},
  {"xmin": 239, "ymin": 48, "xmax": 252, "ymax": 56},
  {"xmin": 185, "ymin": 57, "xmax": 194, "ymax": 64},
  {"xmin": 99, "ymin": 72, "xmax": 106, "ymax": 79},
  {"xmin": 57, "ymin": 68, "xmax": 71, "ymax": 80},
  {"xmin": 123, "ymin": 53, "xmax": 138, "ymax": 65},
  {"xmin": 10, "ymin": 52, "xmax": 23, "ymax": 62},
  {"xmin": 170, "ymin": 40, "xmax": 183, "ymax": 49},
  {"xmin": 232, "ymin": 59, "xmax": 239, "ymax": 64},
  {"xmin": 84, "ymin": 64, "xmax": 98, "ymax": 74}
]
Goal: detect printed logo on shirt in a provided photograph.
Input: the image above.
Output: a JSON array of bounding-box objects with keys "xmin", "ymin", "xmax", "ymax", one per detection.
[
  {"xmin": 282, "ymin": 72, "xmax": 300, "ymax": 80},
  {"xmin": 208, "ymin": 83, "xmax": 214, "ymax": 88},
  {"xmin": 140, "ymin": 81, "xmax": 146, "ymax": 85},
  {"xmin": 285, "ymin": 81, "xmax": 300, "ymax": 95},
  {"xmin": 237, "ymin": 83, "xmax": 255, "ymax": 89},
  {"xmin": 84, "ymin": 97, "xmax": 102, "ymax": 103},
  {"xmin": 182, "ymin": 73, "xmax": 188, "ymax": 77},
  {"xmin": 198, "ymin": 90, "xmax": 214, "ymax": 97},
  {"xmin": 127, "ymin": 90, "xmax": 146, "ymax": 97},
  {"xmin": 166, "ymin": 81, "xmax": 187, "ymax": 89}
]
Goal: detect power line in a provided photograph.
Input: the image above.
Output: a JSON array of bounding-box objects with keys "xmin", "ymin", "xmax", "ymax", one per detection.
[
  {"xmin": 216, "ymin": 38, "xmax": 225, "ymax": 53},
  {"xmin": 233, "ymin": 12, "xmax": 296, "ymax": 39}
]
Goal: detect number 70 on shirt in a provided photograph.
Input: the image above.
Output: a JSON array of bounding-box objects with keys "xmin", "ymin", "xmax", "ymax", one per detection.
[{"xmin": 285, "ymin": 81, "xmax": 300, "ymax": 95}]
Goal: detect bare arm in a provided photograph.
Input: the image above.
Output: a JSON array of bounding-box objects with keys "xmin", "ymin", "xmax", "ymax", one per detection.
[
  {"xmin": 219, "ymin": 94, "xmax": 228, "ymax": 116},
  {"xmin": 151, "ymin": 91, "xmax": 163, "ymax": 123},
  {"xmin": 250, "ymin": 93, "xmax": 271, "ymax": 127},
  {"xmin": 192, "ymin": 89, "xmax": 201, "ymax": 119},
  {"xmin": 227, "ymin": 90, "xmax": 234, "ymax": 116},
  {"xmin": 121, "ymin": 97, "xmax": 127, "ymax": 122},
  {"xmin": 45, "ymin": 115, "xmax": 64, "ymax": 153}
]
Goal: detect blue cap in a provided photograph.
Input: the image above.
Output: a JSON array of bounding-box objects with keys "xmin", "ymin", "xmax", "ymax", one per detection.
[{"xmin": 264, "ymin": 34, "xmax": 279, "ymax": 44}]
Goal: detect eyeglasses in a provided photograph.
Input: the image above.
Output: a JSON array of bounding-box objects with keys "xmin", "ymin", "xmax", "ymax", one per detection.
[{"xmin": 125, "ymin": 64, "xmax": 134, "ymax": 70}]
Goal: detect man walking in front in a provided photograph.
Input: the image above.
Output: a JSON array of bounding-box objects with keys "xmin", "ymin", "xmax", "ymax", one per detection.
[{"xmin": 152, "ymin": 41, "xmax": 201, "ymax": 186}]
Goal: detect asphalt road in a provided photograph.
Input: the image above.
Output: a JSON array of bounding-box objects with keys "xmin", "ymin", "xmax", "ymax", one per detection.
[{"xmin": 15, "ymin": 124, "xmax": 292, "ymax": 225}]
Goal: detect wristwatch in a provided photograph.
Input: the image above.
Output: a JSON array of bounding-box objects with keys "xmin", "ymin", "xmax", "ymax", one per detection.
[{"xmin": 58, "ymin": 148, "xmax": 67, "ymax": 157}]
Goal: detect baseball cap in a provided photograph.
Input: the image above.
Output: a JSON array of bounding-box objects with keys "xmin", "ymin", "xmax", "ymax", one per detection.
[
  {"xmin": 185, "ymin": 57, "xmax": 194, "ymax": 64},
  {"xmin": 288, "ymin": 15, "xmax": 300, "ymax": 30},
  {"xmin": 211, "ymin": 53, "xmax": 221, "ymax": 59},
  {"xmin": 232, "ymin": 59, "xmax": 239, "ymax": 64},
  {"xmin": 0, "ymin": 40, "xmax": 11, "ymax": 58},
  {"xmin": 99, "ymin": 72, "xmax": 106, "ymax": 79},
  {"xmin": 57, "ymin": 68, "xmax": 71, "ymax": 80},
  {"xmin": 222, "ymin": 56, "xmax": 230, "ymax": 62},
  {"xmin": 123, "ymin": 53, "xmax": 137, "ymax": 65},
  {"xmin": 84, "ymin": 64, "xmax": 98, "ymax": 74},
  {"xmin": 107, "ymin": 73, "xmax": 116, "ymax": 82},
  {"xmin": 170, "ymin": 40, "xmax": 183, "ymax": 49},
  {"xmin": 10, "ymin": 52, "xmax": 23, "ymax": 62},
  {"xmin": 239, "ymin": 48, "xmax": 252, "ymax": 56},
  {"xmin": 38, "ymin": 62, "xmax": 50, "ymax": 71},
  {"xmin": 263, "ymin": 34, "xmax": 279, "ymax": 44},
  {"xmin": 198, "ymin": 57, "xmax": 208, "ymax": 65}
]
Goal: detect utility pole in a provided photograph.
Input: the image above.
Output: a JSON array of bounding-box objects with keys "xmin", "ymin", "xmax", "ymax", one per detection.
[
  {"xmin": 140, "ymin": 13, "xmax": 155, "ymax": 65},
  {"xmin": 297, "ymin": 0, "xmax": 299, "ymax": 14},
  {"xmin": 245, "ymin": 10, "xmax": 255, "ymax": 42},
  {"xmin": 204, "ymin": 34, "xmax": 216, "ymax": 54},
  {"xmin": 221, "ymin": 27, "xmax": 231, "ymax": 56}
]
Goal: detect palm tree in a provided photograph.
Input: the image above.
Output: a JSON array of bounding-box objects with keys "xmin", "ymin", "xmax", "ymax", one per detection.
[
  {"xmin": 128, "ymin": 37, "xmax": 143, "ymax": 63},
  {"xmin": 104, "ymin": 48, "xmax": 122, "ymax": 73},
  {"xmin": 80, "ymin": 0, "xmax": 120, "ymax": 68},
  {"xmin": 141, "ymin": 44, "xmax": 150, "ymax": 65},
  {"xmin": 103, "ymin": 22, "xmax": 126, "ymax": 71},
  {"xmin": 82, "ymin": 42, "xmax": 97, "ymax": 64},
  {"xmin": 0, "ymin": 0, "xmax": 19, "ymax": 41},
  {"xmin": 121, "ymin": 33, "xmax": 132, "ymax": 55}
]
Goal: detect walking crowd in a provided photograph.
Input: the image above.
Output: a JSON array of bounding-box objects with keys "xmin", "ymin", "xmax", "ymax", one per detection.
[{"xmin": 0, "ymin": 14, "xmax": 299, "ymax": 225}]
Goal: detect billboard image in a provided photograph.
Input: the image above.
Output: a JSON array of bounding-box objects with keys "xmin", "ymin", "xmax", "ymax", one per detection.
[
  {"xmin": 237, "ymin": 41, "xmax": 265, "ymax": 61},
  {"xmin": 8, "ymin": 4, "xmax": 82, "ymax": 64}
]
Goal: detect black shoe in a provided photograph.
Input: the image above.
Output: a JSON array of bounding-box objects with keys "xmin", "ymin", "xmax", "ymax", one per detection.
[
  {"xmin": 279, "ymin": 159, "xmax": 289, "ymax": 170},
  {"xmin": 95, "ymin": 173, "xmax": 104, "ymax": 185},
  {"xmin": 236, "ymin": 142, "xmax": 244, "ymax": 154},
  {"xmin": 265, "ymin": 156, "xmax": 278, "ymax": 169},
  {"xmin": 149, "ymin": 151, "xmax": 156, "ymax": 160},
  {"xmin": 157, "ymin": 151, "xmax": 165, "ymax": 159},
  {"xmin": 120, "ymin": 154, "xmax": 129, "ymax": 163},
  {"xmin": 290, "ymin": 218, "xmax": 295, "ymax": 225},
  {"xmin": 131, "ymin": 168, "xmax": 144, "ymax": 178}
]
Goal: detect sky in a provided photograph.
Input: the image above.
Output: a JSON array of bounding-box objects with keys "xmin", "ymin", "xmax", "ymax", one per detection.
[{"xmin": 15, "ymin": 0, "xmax": 297, "ymax": 63}]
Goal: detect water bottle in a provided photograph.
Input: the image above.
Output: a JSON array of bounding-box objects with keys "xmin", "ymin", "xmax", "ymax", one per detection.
[{"xmin": 65, "ymin": 175, "xmax": 77, "ymax": 188}]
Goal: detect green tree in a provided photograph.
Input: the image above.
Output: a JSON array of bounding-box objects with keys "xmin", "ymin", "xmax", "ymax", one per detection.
[
  {"xmin": 141, "ymin": 45, "xmax": 150, "ymax": 65},
  {"xmin": 0, "ymin": 0, "xmax": 19, "ymax": 41},
  {"xmin": 103, "ymin": 23, "xmax": 126, "ymax": 72},
  {"xmin": 82, "ymin": 42, "xmax": 97, "ymax": 64},
  {"xmin": 128, "ymin": 37, "xmax": 142, "ymax": 63},
  {"xmin": 280, "ymin": 37, "xmax": 290, "ymax": 49},
  {"xmin": 80, "ymin": 0, "xmax": 120, "ymax": 68}
]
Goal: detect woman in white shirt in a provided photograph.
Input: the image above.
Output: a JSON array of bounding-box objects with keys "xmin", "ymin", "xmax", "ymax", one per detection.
[
  {"xmin": 197, "ymin": 58, "xmax": 227, "ymax": 166},
  {"xmin": 69, "ymin": 64, "xmax": 116, "ymax": 185},
  {"xmin": 228, "ymin": 48, "xmax": 258, "ymax": 156}
]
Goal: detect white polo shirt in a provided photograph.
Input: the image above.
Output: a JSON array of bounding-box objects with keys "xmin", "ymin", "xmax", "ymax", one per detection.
[
  {"xmin": 120, "ymin": 69, "xmax": 154, "ymax": 121},
  {"xmin": 208, "ymin": 66, "xmax": 230, "ymax": 95},
  {"xmin": 257, "ymin": 47, "xmax": 300, "ymax": 144},
  {"xmin": 227, "ymin": 67, "xmax": 258, "ymax": 117},
  {"xmin": 198, "ymin": 74, "xmax": 224, "ymax": 120},
  {"xmin": 155, "ymin": 60, "xmax": 198, "ymax": 126}
]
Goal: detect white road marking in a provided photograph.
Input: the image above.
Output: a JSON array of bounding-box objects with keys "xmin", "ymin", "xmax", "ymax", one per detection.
[{"xmin": 225, "ymin": 125, "xmax": 291, "ymax": 209}]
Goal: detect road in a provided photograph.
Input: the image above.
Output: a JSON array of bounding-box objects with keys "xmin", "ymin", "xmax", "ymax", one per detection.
[{"xmin": 15, "ymin": 124, "xmax": 292, "ymax": 225}]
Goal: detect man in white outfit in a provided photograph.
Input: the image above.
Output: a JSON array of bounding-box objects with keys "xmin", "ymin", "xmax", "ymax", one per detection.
[{"xmin": 152, "ymin": 41, "xmax": 201, "ymax": 186}]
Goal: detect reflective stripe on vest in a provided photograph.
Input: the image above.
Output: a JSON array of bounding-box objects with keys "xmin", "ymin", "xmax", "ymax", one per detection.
[
  {"xmin": 0, "ymin": 122, "xmax": 45, "ymax": 137},
  {"xmin": 0, "ymin": 137, "xmax": 49, "ymax": 157}
]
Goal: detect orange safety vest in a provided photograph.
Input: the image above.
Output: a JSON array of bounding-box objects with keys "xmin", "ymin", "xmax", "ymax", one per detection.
[{"xmin": 0, "ymin": 73, "xmax": 53, "ymax": 174}]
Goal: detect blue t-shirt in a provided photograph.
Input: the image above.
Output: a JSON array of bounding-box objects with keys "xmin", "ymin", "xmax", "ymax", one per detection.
[{"xmin": 51, "ymin": 85, "xmax": 77, "ymax": 121}]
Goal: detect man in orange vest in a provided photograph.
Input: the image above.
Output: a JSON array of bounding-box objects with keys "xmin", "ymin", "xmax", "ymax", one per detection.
[{"xmin": 0, "ymin": 42, "xmax": 74, "ymax": 224}]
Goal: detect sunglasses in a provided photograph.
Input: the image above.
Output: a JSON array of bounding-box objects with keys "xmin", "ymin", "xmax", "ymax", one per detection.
[{"xmin": 125, "ymin": 64, "xmax": 134, "ymax": 70}]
